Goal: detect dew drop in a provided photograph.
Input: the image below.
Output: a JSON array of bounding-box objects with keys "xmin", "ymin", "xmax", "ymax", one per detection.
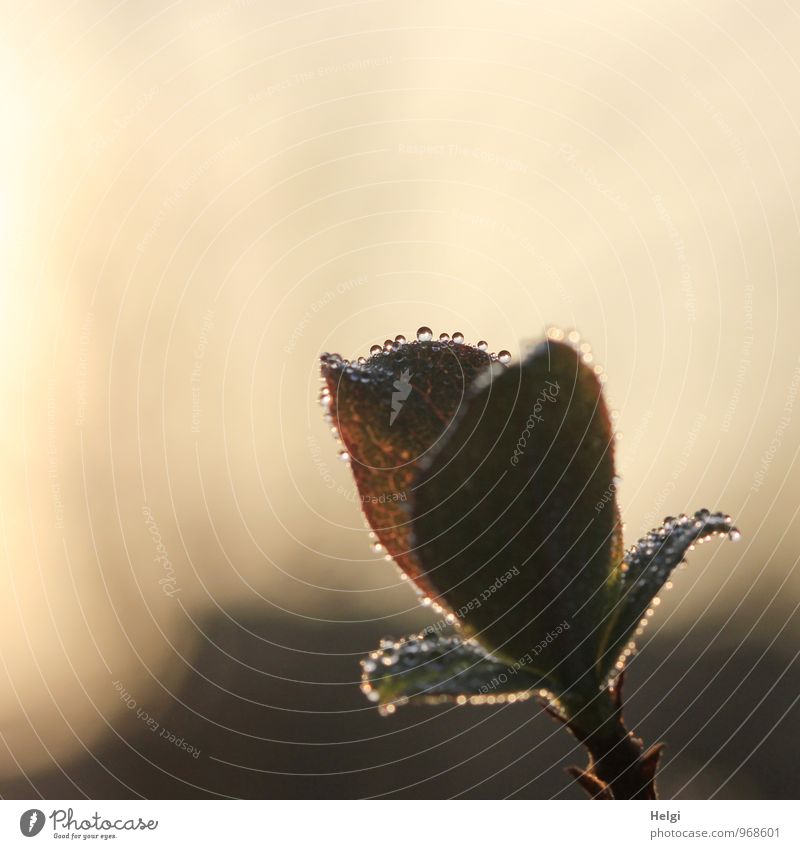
[
  {"xmin": 439, "ymin": 332, "xmax": 450, "ymax": 342},
  {"xmin": 567, "ymin": 330, "xmax": 581, "ymax": 344},
  {"xmin": 416, "ymin": 326, "xmax": 433, "ymax": 342},
  {"xmin": 369, "ymin": 344, "xmax": 382, "ymax": 355},
  {"xmin": 338, "ymin": 450, "xmax": 350, "ymax": 462},
  {"xmin": 452, "ymin": 332, "xmax": 464, "ymax": 343},
  {"xmin": 477, "ymin": 340, "xmax": 488, "ymax": 351},
  {"xmin": 371, "ymin": 542, "xmax": 384, "ymax": 554},
  {"xmin": 357, "ymin": 356, "xmax": 366, "ymax": 364},
  {"xmin": 728, "ymin": 528, "xmax": 741, "ymax": 542},
  {"xmin": 395, "ymin": 334, "xmax": 406, "ymax": 344},
  {"xmin": 383, "ymin": 339, "xmax": 393, "ymax": 351},
  {"xmin": 498, "ymin": 350, "xmax": 511, "ymax": 364}
]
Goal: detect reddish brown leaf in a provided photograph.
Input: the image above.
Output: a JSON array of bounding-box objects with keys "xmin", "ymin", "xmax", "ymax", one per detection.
[{"xmin": 320, "ymin": 333, "xmax": 497, "ymax": 601}]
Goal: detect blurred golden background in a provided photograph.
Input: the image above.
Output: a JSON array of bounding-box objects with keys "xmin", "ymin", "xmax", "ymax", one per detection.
[{"xmin": 1, "ymin": 0, "xmax": 798, "ymax": 798}]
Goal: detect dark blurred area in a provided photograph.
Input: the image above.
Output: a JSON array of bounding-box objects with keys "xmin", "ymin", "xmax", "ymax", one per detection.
[{"xmin": 3, "ymin": 608, "xmax": 797, "ymax": 799}]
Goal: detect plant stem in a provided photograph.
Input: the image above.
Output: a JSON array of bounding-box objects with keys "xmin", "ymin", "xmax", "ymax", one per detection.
[{"xmin": 579, "ymin": 715, "xmax": 661, "ymax": 799}]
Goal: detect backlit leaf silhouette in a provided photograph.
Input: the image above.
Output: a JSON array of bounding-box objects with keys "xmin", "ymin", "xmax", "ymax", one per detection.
[
  {"xmin": 320, "ymin": 332, "xmax": 499, "ymax": 601},
  {"xmin": 360, "ymin": 634, "xmax": 539, "ymax": 714},
  {"xmin": 318, "ymin": 327, "xmax": 739, "ymax": 799}
]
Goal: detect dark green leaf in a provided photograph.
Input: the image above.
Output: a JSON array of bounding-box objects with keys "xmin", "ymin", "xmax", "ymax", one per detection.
[
  {"xmin": 598, "ymin": 510, "xmax": 739, "ymax": 678},
  {"xmin": 361, "ymin": 633, "xmax": 541, "ymax": 713},
  {"xmin": 410, "ymin": 339, "xmax": 622, "ymax": 697}
]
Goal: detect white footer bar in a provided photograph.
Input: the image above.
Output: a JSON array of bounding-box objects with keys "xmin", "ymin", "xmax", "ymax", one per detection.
[{"xmin": 1, "ymin": 799, "xmax": 793, "ymax": 847}]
